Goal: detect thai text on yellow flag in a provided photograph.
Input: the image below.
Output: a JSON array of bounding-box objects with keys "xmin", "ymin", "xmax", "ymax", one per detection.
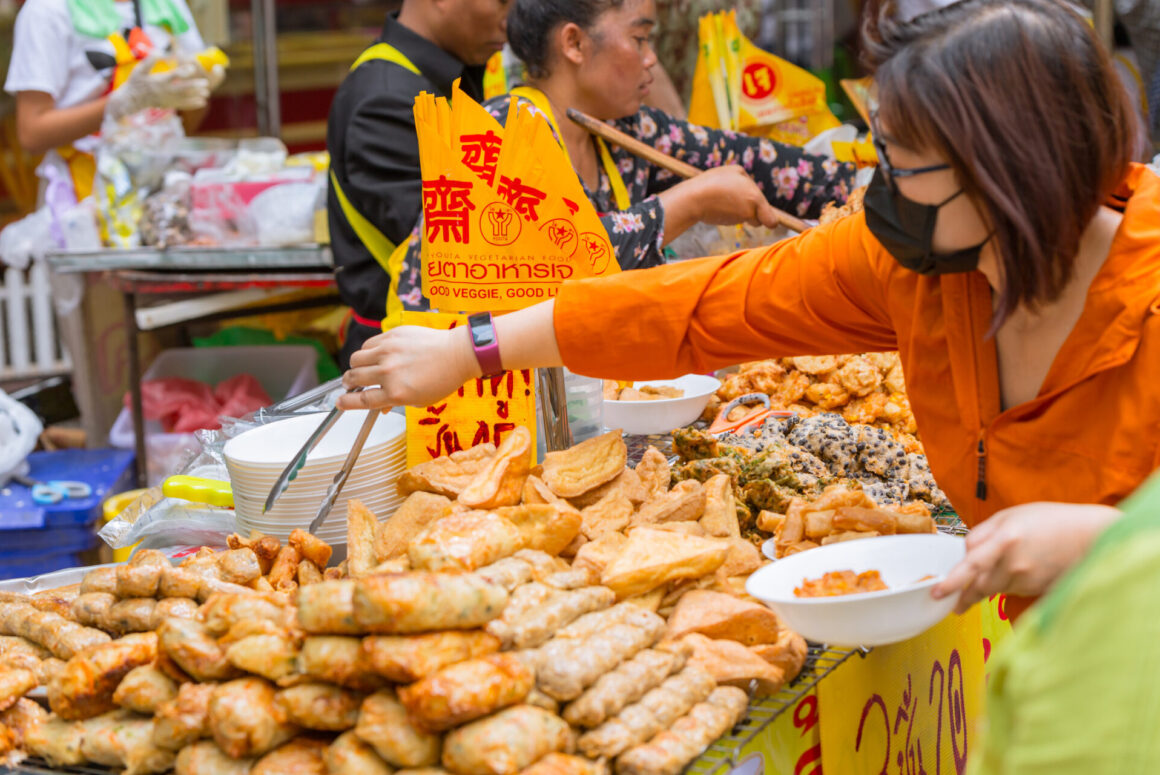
[
  {"xmin": 414, "ymin": 82, "xmax": 618, "ymax": 313},
  {"xmin": 689, "ymin": 10, "xmax": 841, "ymax": 146},
  {"xmin": 402, "ymin": 310, "xmax": 538, "ymax": 467}
]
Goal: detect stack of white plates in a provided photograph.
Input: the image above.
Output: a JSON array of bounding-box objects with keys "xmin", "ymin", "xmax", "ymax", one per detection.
[{"xmin": 224, "ymin": 410, "xmax": 407, "ymax": 543}]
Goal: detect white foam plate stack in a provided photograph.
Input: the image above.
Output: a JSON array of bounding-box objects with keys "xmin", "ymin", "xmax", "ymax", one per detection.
[{"xmin": 224, "ymin": 410, "xmax": 407, "ymax": 543}]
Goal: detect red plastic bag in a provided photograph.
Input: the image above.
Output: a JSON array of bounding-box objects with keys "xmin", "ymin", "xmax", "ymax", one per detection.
[{"xmin": 129, "ymin": 375, "xmax": 272, "ymax": 433}]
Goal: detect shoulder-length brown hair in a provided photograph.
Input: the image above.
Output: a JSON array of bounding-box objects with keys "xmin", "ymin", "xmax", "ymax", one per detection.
[{"xmin": 862, "ymin": 0, "xmax": 1138, "ymax": 327}]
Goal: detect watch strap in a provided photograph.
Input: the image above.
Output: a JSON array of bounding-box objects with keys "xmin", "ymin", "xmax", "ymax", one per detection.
[{"xmin": 467, "ymin": 312, "xmax": 503, "ymax": 377}]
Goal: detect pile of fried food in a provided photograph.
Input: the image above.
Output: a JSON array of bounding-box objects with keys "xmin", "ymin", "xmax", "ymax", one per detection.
[
  {"xmin": 705, "ymin": 353, "xmax": 917, "ymax": 439},
  {"xmin": 0, "ymin": 427, "xmax": 810, "ymax": 775},
  {"xmin": 794, "ymin": 570, "xmax": 888, "ymax": 599},
  {"xmin": 759, "ymin": 484, "xmax": 937, "ymax": 560},
  {"xmin": 672, "ymin": 412, "xmax": 948, "ymax": 544},
  {"xmin": 602, "ymin": 384, "xmax": 685, "ymax": 402}
]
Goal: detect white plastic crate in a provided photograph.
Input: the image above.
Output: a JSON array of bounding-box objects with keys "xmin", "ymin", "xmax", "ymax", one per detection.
[{"xmin": 0, "ymin": 262, "xmax": 70, "ymax": 381}]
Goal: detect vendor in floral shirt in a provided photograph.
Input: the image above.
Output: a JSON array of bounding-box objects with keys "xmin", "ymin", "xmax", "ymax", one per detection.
[{"xmin": 392, "ymin": 0, "xmax": 854, "ymax": 312}]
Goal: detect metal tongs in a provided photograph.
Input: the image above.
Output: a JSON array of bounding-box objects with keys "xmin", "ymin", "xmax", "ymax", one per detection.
[{"xmin": 263, "ymin": 387, "xmax": 379, "ymax": 533}]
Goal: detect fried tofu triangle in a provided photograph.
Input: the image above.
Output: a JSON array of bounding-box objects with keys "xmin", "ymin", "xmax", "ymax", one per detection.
[
  {"xmin": 541, "ymin": 430, "xmax": 627, "ymax": 498},
  {"xmin": 398, "ymin": 444, "xmax": 498, "ymax": 498},
  {"xmin": 459, "ymin": 426, "xmax": 533, "ymax": 509}
]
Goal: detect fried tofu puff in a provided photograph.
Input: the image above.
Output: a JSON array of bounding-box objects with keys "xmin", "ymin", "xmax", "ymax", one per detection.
[
  {"xmin": 175, "ymin": 740, "xmax": 255, "ymax": 775},
  {"xmin": 112, "ymin": 664, "xmax": 178, "ymax": 714},
  {"xmin": 153, "ymin": 682, "xmax": 214, "ymax": 751},
  {"xmin": 252, "ymin": 737, "xmax": 329, "ymax": 775},
  {"xmin": 325, "ymin": 730, "xmax": 394, "ymax": 775}
]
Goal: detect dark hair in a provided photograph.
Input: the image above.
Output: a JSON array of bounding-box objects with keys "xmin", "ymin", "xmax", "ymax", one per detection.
[
  {"xmin": 862, "ymin": 0, "xmax": 1137, "ymax": 328},
  {"xmin": 507, "ymin": 0, "xmax": 625, "ymax": 79}
]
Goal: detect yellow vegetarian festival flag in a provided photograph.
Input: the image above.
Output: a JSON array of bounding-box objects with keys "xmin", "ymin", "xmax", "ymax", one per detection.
[
  {"xmin": 689, "ymin": 10, "xmax": 840, "ymax": 146},
  {"xmin": 414, "ymin": 82, "xmax": 618, "ymax": 313}
]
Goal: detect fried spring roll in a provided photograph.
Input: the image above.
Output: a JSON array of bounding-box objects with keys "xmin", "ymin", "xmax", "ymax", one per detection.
[
  {"xmin": 485, "ymin": 583, "xmax": 556, "ymax": 647},
  {"xmin": 363, "ymin": 630, "xmax": 500, "ymax": 683},
  {"xmin": 442, "ymin": 705, "xmax": 573, "ymax": 775},
  {"xmin": 48, "ymin": 632, "xmax": 158, "ymax": 720},
  {"xmin": 519, "ymin": 753, "xmax": 605, "ymax": 775},
  {"xmin": 113, "ymin": 664, "xmax": 178, "ymax": 714},
  {"xmin": 408, "ymin": 510, "xmax": 524, "ymax": 572},
  {"xmin": 353, "ymin": 572, "xmax": 508, "ymax": 634},
  {"xmin": 24, "ymin": 714, "xmax": 85, "ymax": 766},
  {"xmin": 116, "ymin": 563, "xmax": 165, "ymax": 599},
  {"xmin": 149, "ymin": 597, "xmax": 199, "ymax": 629},
  {"xmin": 296, "ymin": 580, "xmax": 360, "ymax": 635},
  {"xmin": 0, "ymin": 668, "xmax": 36, "ymax": 712},
  {"xmin": 0, "ymin": 601, "xmax": 111, "ymax": 660},
  {"xmin": 158, "ymin": 618, "xmax": 239, "ymax": 683},
  {"xmin": 355, "ymin": 689, "xmax": 441, "ymax": 768},
  {"xmin": 398, "ymin": 653, "xmax": 534, "ymax": 732},
  {"xmin": 153, "ymin": 681, "xmax": 215, "ymax": 751},
  {"xmin": 103, "ymin": 597, "xmax": 158, "ymax": 636},
  {"xmin": 80, "ymin": 710, "xmax": 176, "ymax": 775},
  {"xmin": 614, "ymin": 687, "xmax": 749, "ymax": 775},
  {"xmin": 299, "ymin": 636, "xmax": 385, "ymax": 692},
  {"xmin": 81, "ymin": 566, "xmax": 118, "ymax": 596},
  {"xmin": 536, "ymin": 613, "xmax": 666, "ymax": 701},
  {"xmin": 563, "ymin": 647, "xmax": 689, "ymax": 728},
  {"xmin": 71, "ymin": 592, "xmax": 116, "ymax": 629},
  {"xmin": 326, "ymin": 730, "xmax": 394, "ymax": 775},
  {"xmin": 275, "ymin": 683, "xmax": 363, "ymax": 731},
  {"xmin": 576, "ymin": 666, "xmax": 716, "ymax": 759},
  {"xmin": 208, "ymin": 677, "xmax": 299, "ymax": 759},
  {"xmin": 200, "ymin": 592, "xmax": 290, "ymax": 638},
  {"xmin": 225, "ymin": 632, "xmax": 300, "ymax": 683}
]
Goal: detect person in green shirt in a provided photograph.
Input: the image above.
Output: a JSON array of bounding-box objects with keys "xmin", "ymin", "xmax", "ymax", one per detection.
[{"xmin": 934, "ymin": 479, "xmax": 1160, "ymax": 773}]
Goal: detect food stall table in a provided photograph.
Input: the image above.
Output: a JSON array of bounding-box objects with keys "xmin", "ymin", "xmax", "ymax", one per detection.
[{"xmin": 45, "ymin": 246, "xmax": 339, "ymax": 486}]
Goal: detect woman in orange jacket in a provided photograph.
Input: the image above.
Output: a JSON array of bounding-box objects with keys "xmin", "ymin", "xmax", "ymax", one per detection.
[{"xmin": 341, "ymin": 0, "xmax": 1157, "ymax": 618}]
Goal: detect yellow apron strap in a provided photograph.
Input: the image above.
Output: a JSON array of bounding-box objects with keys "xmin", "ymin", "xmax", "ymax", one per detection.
[
  {"xmin": 335, "ymin": 42, "xmax": 423, "ymax": 331},
  {"xmin": 510, "ymin": 85, "xmax": 632, "ymax": 211},
  {"xmin": 351, "ymin": 42, "xmax": 421, "ymax": 74},
  {"xmin": 595, "ymin": 138, "xmax": 631, "ymax": 212}
]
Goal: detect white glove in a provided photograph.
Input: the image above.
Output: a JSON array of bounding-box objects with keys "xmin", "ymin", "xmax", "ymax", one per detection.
[
  {"xmin": 105, "ymin": 51, "xmax": 211, "ymax": 121},
  {"xmin": 205, "ymin": 64, "xmax": 226, "ymax": 92}
]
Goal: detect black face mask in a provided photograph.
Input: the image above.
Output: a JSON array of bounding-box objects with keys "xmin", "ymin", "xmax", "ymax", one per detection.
[{"xmin": 863, "ymin": 168, "xmax": 988, "ymax": 276}]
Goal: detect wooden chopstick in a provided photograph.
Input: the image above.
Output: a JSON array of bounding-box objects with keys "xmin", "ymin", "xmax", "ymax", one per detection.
[{"xmin": 566, "ymin": 108, "xmax": 809, "ymax": 233}]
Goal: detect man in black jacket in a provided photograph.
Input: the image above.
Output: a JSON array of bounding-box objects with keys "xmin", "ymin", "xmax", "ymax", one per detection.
[{"xmin": 328, "ymin": 0, "xmax": 509, "ymax": 368}]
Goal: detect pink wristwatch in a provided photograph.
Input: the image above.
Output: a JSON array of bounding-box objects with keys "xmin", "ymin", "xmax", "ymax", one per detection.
[{"xmin": 467, "ymin": 312, "xmax": 504, "ymax": 377}]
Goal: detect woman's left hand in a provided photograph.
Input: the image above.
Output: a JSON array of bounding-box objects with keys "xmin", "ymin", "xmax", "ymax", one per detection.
[{"xmin": 932, "ymin": 502, "xmax": 1119, "ymax": 614}]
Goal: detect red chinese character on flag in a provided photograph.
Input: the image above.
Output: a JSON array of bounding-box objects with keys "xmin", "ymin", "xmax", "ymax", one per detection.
[
  {"xmin": 497, "ymin": 174, "xmax": 548, "ymax": 222},
  {"xmin": 423, "ymin": 175, "xmax": 476, "ymax": 244},
  {"xmin": 460, "ymin": 131, "xmax": 502, "ymax": 186}
]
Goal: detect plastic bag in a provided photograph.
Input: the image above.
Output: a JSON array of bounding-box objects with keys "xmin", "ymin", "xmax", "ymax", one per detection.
[
  {"xmin": 0, "ymin": 389, "xmax": 43, "ymax": 486},
  {"xmin": 139, "ymin": 171, "xmax": 194, "ymax": 248},
  {"xmin": 0, "ymin": 208, "xmax": 54, "ymax": 271},
  {"xmin": 245, "ymin": 180, "xmax": 322, "ymax": 246}
]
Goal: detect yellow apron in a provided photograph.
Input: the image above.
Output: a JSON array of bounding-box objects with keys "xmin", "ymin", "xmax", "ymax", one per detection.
[
  {"xmin": 332, "ymin": 43, "xmax": 420, "ymax": 332},
  {"xmin": 509, "ymin": 85, "xmax": 632, "ymax": 211}
]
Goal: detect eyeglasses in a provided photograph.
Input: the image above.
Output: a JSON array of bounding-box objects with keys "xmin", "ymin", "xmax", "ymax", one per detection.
[{"xmin": 869, "ymin": 107, "xmax": 951, "ymax": 193}]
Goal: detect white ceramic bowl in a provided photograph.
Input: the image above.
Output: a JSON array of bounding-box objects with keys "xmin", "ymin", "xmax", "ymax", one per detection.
[
  {"xmin": 603, "ymin": 374, "xmax": 721, "ymax": 436},
  {"xmin": 746, "ymin": 534, "xmax": 966, "ymax": 647}
]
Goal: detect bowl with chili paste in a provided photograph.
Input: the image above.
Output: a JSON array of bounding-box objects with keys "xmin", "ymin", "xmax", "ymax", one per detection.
[{"xmin": 746, "ymin": 533, "xmax": 965, "ymax": 646}]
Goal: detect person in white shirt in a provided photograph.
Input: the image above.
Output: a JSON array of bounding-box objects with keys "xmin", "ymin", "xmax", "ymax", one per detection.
[{"xmin": 4, "ymin": 0, "xmax": 219, "ymax": 200}]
